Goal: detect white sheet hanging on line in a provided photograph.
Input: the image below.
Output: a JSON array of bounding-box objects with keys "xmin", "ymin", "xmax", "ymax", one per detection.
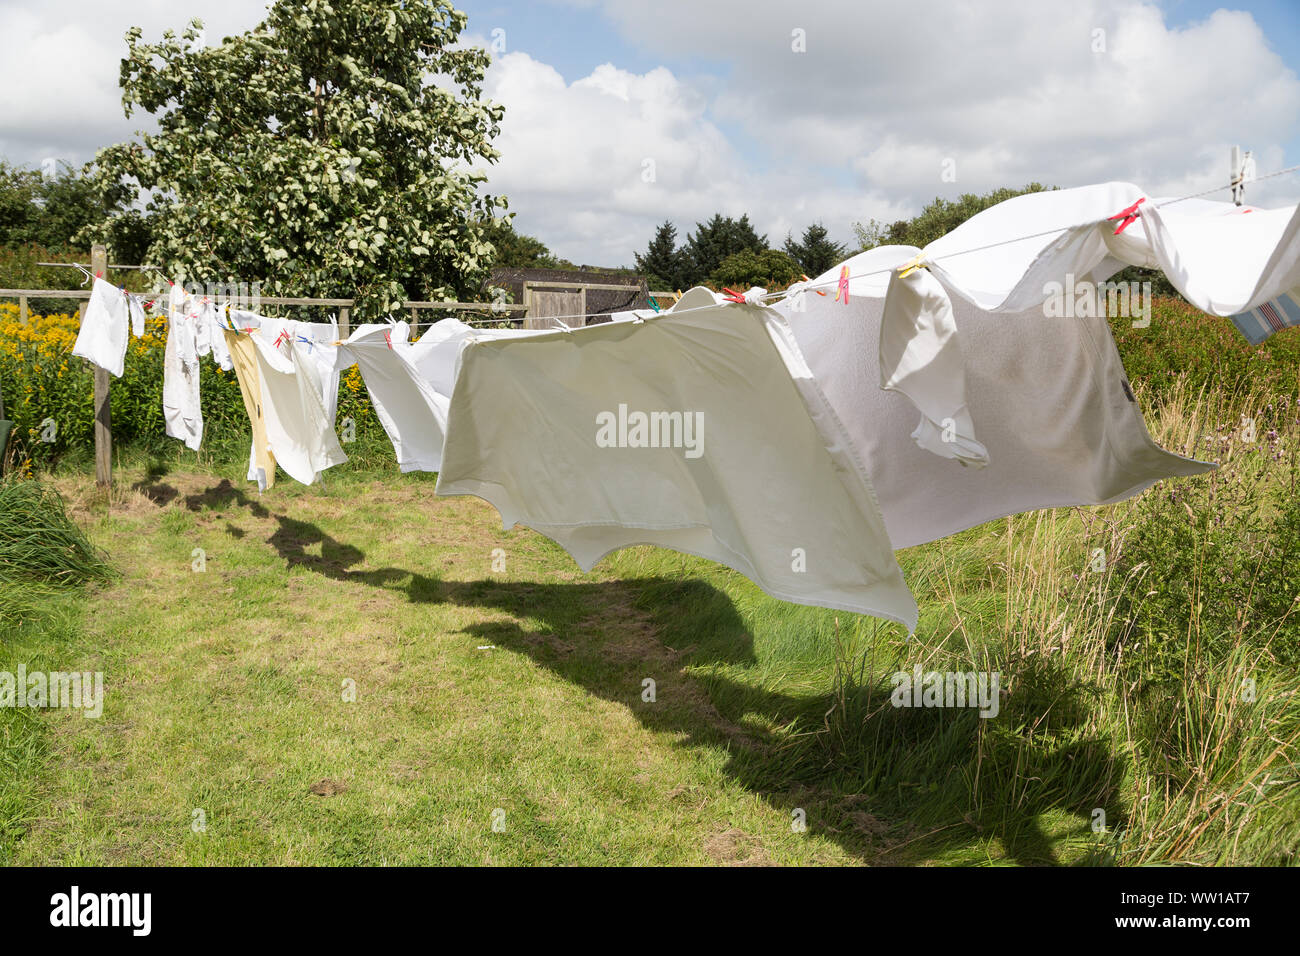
[
  {"xmin": 162, "ymin": 283, "xmax": 203, "ymax": 451},
  {"xmin": 71, "ymin": 277, "xmax": 130, "ymax": 378},
  {"xmin": 334, "ymin": 322, "xmax": 449, "ymax": 473},
  {"xmin": 435, "ymin": 302, "xmax": 919, "ymax": 630},
  {"xmin": 245, "ymin": 329, "xmax": 348, "ymax": 486},
  {"xmin": 773, "ymin": 286, "xmax": 1214, "ymax": 550},
  {"xmin": 807, "ymin": 182, "xmax": 1300, "ymax": 465},
  {"xmin": 231, "ymin": 311, "xmax": 343, "ymax": 483}
]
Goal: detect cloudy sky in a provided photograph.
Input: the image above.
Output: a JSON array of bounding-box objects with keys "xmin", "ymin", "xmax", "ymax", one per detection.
[{"xmin": 2, "ymin": 0, "xmax": 1298, "ymax": 266}]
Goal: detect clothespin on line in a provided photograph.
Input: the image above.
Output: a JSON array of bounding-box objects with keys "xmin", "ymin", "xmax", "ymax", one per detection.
[
  {"xmin": 1107, "ymin": 197, "xmax": 1145, "ymax": 235},
  {"xmin": 896, "ymin": 254, "xmax": 926, "ymax": 279},
  {"xmin": 835, "ymin": 265, "xmax": 851, "ymax": 303},
  {"xmin": 1231, "ymin": 145, "xmax": 1256, "ymax": 206},
  {"xmin": 800, "ymin": 274, "xmax": 827, "ymax": 296},
  {"xmin": 721, "ymin": 287, "xmax": 746, "ymax": 304}
]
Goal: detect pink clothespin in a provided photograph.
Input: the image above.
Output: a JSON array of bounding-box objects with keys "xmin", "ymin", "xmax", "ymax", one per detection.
[
  {"xmin": 835, "ymin": 266, "xmax": 850, "ymax": 304},
  {"xmin": 384, "ymin": 330, "xmax": 393, "ymax": 349},
  {"xmin": 1108, "ymin": 198, "xmax": 1146, "ymax": 235}
]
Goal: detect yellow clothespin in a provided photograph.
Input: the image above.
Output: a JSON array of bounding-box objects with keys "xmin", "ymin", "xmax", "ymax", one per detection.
[
  {"xmin": 897, "ymin": 253, "xmax": 927, "ymax": 279},
  {"xmin": 673, "ymin": 290, "xmax": 681, "ymax": 302}
]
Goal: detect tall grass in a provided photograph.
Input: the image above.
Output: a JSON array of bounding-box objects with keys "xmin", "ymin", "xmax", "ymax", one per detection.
[
  {"xmin": 758, "ymin": 373, "xmax": 1300, "ymax": 864},
  {"xmin": 0, "ymin": 476, "xmax": 113, "ymax": 586}
]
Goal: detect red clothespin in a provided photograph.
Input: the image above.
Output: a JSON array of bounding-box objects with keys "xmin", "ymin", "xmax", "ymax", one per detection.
[
  {"xmin": 721, "ymin": 287, "xmax": 746, "ymax": 304},
  {"xmin": 801, "ymin": 274, "xmax": 827, "ymax": 296},
  {"xmin": 384, "ymin": 329, "xmax": 393, "ymax": 349},
  {"xmin": 274, "ymin": 329, "xmax": 290, "ymax": 349},
  {"xmin": 95, "ymin": 270, "xmax": 103, "ymax": 279},
  {"xmin": 834, "ymin": 266, "xmax": 850, "ymax": 304},
  {"xmin": 1108, "ymin": 197, "xmax": 1145, "ymax": 235}
]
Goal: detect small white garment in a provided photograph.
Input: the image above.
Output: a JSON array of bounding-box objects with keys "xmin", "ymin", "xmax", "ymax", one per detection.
[
  {"xmin": 71, "ymin": 277, "xmax": 130, "ymax": 378},
  {"xmin": 335, "ymin": 322, "xmax": 449, "ymax": 472},
  {"xmin": 245, "ymin": 331, "xmax": 348, "ymax": 486},
  {"xmin": 127, "ymin": 294, "xmax": 146, "ymax": 338},
  {"xmin": 162, "ymin": 284, "xmax": 203, "ymax": 451},
  {"xmin": 436, "ymin": 303, "xmax": 919, "ymax": 630}
]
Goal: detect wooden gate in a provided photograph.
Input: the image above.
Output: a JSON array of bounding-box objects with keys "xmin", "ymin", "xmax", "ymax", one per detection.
[{"xmin": 524, "ymin": 283, "xmax": 586, "ymax": 330}]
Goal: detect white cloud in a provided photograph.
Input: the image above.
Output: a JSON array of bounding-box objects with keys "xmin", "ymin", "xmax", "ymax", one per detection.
[
  {"xmin": 0, "ymin": 1, "xmax": 272, "ymax": 167},
  {"xmin": 476, "ymin": 51, "xmax": 910, "ymax": 264},
  {"xmin": 3, "ymin": 0, "xmax": 1297, "ymax": 268}
]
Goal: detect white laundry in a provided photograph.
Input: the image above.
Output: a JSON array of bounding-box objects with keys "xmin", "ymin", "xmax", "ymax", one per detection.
[
  {"xmin": 773, "ymin": 285, "xmax": 1214, "ymax": 550},
  {"xmin": 245, "ymin": 330, "xmax": 348, "ymax": 486},
  {"xmin": 162, "ymin": 283, "xmax": 203, "ymax": 451},
  {"xmin": 435, "ymin": 302, "xmax": 919, "ymax": 631},
  {"xmin": 71, "ymin": 277, "xmax": 130, "ymax": 378},
  {"xmin": 335, "ymin": 322, "xmax": 449, "ymax": 472},
  {"xmin": 127, "ymin": 294, "xmax": 146, "ymax": 338},
  {"xmin": 229, "ymin": 311, "xmax": 343, "ymax": 482},
  {"xmin": 805, "ymin": 182, "xmax": 1300, "ymax": 465}
]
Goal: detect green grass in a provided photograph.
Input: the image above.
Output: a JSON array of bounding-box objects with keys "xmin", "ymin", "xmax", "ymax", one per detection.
[{"xmin": 1, "ymin": 370, "xmax": 1298, "ymax": 865}]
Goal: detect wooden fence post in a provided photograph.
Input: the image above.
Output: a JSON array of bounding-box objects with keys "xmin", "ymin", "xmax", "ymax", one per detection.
[
  {"xmin": 91, "ymin": 244, "xmax": 111, "ymax": 488},
  {"xmin": 338, "ymin": 306, "xmax": 350, "ymax": 339}
]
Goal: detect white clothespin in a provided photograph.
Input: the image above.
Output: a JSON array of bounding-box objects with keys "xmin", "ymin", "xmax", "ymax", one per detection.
[{"xmin": 1231, "ymin": 145, "xmax": 1255, "ymax": 206}]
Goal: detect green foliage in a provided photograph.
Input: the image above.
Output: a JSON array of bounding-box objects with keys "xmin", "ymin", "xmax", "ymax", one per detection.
[
  {"xmin": 854, "ymin": 184, "xmax": 1057, "ymax": 251},
  {"xmin": 634, "ymin": 220, "xmax": 689, "ymax": 290},
  {"xmin": 0, "ymin": 160, "xmax": 141, "ymax": 256},
  {"xmin": 82, "ymin": 1, "xmax": 505, "ymax": 318},
  {"xmin": 482, "ymin": 218, "xmax": 574, "ymax": 270},
  {"xmin": 1109, "ymin": 299, "xmax": 1300, "ymax": 404},
  {"xmin": 783, "ymin": 221, "xmax": 847, "ymax": 276},
  {"xmin": 1107, "ymin": 404, "xmax": 1300, "ymax": 677},
  {"xmin": 710, "ymin": 248, "xmax": 802, "ymax": 290},
  {"xmin": 682, "ymin": 213, "xmax": 766, "ymax": 286}
]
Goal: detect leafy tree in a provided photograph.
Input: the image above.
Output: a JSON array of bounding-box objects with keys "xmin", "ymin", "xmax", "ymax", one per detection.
[
  {"xmin": 634, "ymin": 220, "xmax": 687, "ymax": 289},
  {"xmin": 783, "ymin": 221, "xmax": 847, "ymax": 276},
  {"xmin": 483, "ymin": 217, "xmax": 574, "ymax": 269},
  {"xmin": 710, "ymin": 248, "xmax": 802, "ymax": 290},
  {"xmin": 682, "ymin": 213, "xmax": 766, "ymax": 286},
  {"xmin": 82, "ymin": 1, "xmax": 505, "ymax": 316},
  {"xmin": 0, "ymin": 159, "xmax": 143, "ymax": 256},
  {"xmin": 853, "ymin": 184, "xmax": 1056, "ymax": 251}
]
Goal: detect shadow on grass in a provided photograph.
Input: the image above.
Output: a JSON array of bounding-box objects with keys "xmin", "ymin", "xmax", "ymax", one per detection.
[{"xmin": 145, "ymin": 478, "xmax": 1128, "ymax": 865}]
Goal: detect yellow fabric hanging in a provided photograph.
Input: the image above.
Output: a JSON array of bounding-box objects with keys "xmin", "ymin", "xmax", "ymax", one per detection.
[{"xmin": 224, "ymin": 329, "xmax": 277, "ymax": 489}]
